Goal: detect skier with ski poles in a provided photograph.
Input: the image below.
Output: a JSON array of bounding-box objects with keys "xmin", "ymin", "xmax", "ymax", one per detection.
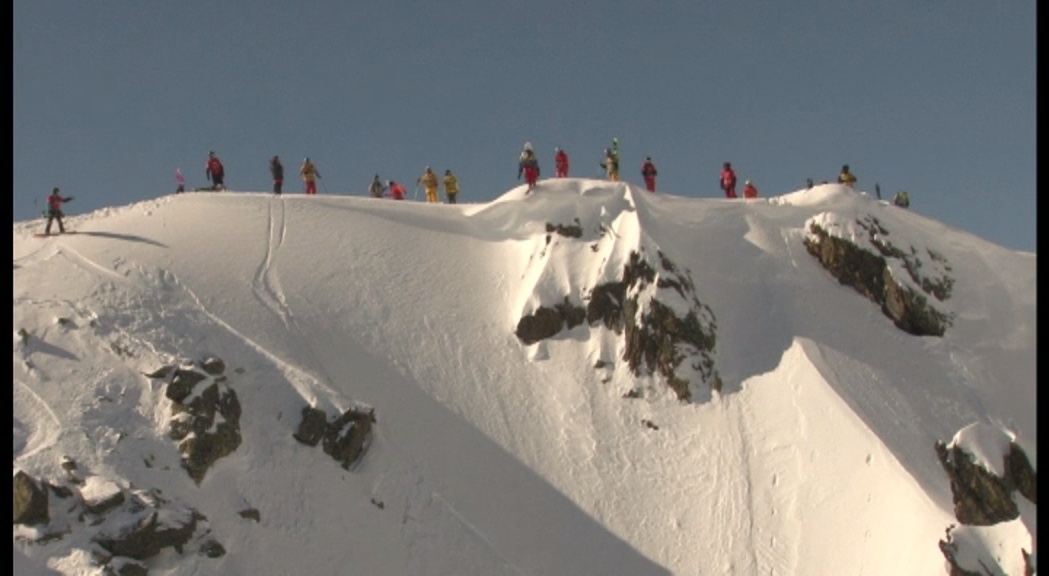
[
  {"xmin": 44, "ymin": 187, "xmax": 74, "ymax": 235},
  {"xmin": 417, "ymin": 166, "xmax": 440, "ymax": 203},
  {"xmin": 300, "ymin": 158, "xmax": 321, "ymax": 195}
]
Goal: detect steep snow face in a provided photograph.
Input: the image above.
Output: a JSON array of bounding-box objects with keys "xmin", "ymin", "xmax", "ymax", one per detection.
[{"xmin": 13, "ymin": 180, "xmax": 1036, "ymax": 575}]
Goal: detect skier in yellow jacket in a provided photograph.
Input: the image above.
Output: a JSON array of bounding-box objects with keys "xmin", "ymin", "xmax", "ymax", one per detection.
[
  {"xmin": 418, "ymin": 166, "xmax": 439, "ymax": 203},
  {"xmin": 300, "ymin": 158, "xmax": 321, "ymax": 195},
  {"xmin": 443, "ymin": 170, "xmax": 459, "ymax": 204}
]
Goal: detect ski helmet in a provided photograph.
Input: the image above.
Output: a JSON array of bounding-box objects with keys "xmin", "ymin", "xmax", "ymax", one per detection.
[{"xmin": 524, "ymin": 142, "xmax": 533, "ymax": 151}]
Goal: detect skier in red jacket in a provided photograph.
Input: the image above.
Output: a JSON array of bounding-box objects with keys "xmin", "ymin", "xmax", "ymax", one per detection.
[
  {"xmin": 743, "ymin": 180, "xmax": 759, "ymax": 199},
  {"xmin": 205, "ymin": 151, "xmax": 225, "ymax": 191},
  {"xmin": 388, "ymin": 180, "xmax": 407, "ymax": 200},
  {"xmin": 554, "ymin": 147, "xmax": 569, "ymax": 178},
  {"xmin": 44, "ymin": 187, "xmax": 74, "ymax": 234},
  {"xmin": 720, "ymin": 162, "xmax": 737, "ymax": 198},
  {"xmin": 641, "ymin": 157, "xmax": 658, "ymax": 192}
]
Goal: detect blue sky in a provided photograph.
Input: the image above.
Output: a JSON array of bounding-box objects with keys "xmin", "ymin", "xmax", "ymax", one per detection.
[{"xmin": 14, "ymin": 1, "xmax": 1035, "ymax": 251}]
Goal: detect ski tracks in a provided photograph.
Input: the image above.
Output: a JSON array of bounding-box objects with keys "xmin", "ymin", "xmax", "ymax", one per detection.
[{"xmin": 252, "ymin": 197, "xmax": 293, "ymax": 327}]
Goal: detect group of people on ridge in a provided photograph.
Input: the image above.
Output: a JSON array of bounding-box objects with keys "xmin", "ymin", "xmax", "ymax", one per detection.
[
  {"xmin": 173, "ymin": 150, "xmax": 902, "ymax": 209},
  {"xmin": 718, "ymin": 162, "xmax": 758, "ymax": 199},
  {"xmin": 366, "ymin": 169, "xmax": 459, "ymax": 203},
  {"xmin": 520, "ymin": 138, "xmax": 661, "ymax": 193},
  {"xmin": 267, "ymin": 155, "xmax": 320, "ymax": 195}
]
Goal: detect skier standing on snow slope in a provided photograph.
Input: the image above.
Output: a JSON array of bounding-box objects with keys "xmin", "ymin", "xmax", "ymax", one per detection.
[
  {"xmin": 270, "ymin": 156, "xmax": 284, "ymax": 195},
  {"xmin": 417, "ymin": 166, "xmax": 440, "ymax": 203},
  {"xmin": 300, "ymin": 158, "xmax": 321, "ymax": 195},
  {"xmin": 838, "ymin": 164, "xmax": 857, "ymax": 189},
  {"xmin": 443, "ymin": 169, "xmax": 459, "ymax": 204},
  {"xmin": 369, "ymin": 174, "xmax": 387, "ymax": 198},
  {"xmin": 554, "ymin": 147, "xmax": 569, "ymax": 178},
  {"xmin": 640, "ymin": 156, "xmax": 657, "ymax": 192},
  {"xmin": 44, "ymin": 187, "xmax": 74, "ymax": 235},
  {"xmin": 175, "ymin": 168, "xmax": 185, "ymax": 193},
  {"xmin": 720, "ymin": 162, "xmax": 737, "ymax": 198},
  {"xmin": 600, "ymin": 148, "xmax": 619, "ymax": 181},
  {"xmin": 205, "ymin": 151, "xmax": 225, "ymax": 191},
  {"xmin": 518, "ymin": 142, "xmax": 540, "ymax": 191}
]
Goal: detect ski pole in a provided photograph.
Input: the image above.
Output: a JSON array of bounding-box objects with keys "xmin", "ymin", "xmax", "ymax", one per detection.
[{"xmin": 413, "ymin": 186, "xmax": 419, "ymax": 201}]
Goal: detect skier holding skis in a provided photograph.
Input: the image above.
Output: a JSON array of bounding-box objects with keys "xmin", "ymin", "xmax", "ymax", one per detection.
[
  {"xmin": 205, "ymin": 151, "xmax": 225, "ymax": 191},
  {"xmin": 640, "ymin": 157, "xmax": 658, "ymax": 192},
  {"xmin": 44, "ymin": 187, "xmax": 74, "ymax": 235},
  {"xmin": 554, "ymin": 147, "xmax": 569, "ymax": 178},
  {"xmin": 720, "ymin": 162, "xmax": 738, "ymax": 198},
  {"xmin": 300, "ymin": 158, "xmax": 321, "ymax": 195}
]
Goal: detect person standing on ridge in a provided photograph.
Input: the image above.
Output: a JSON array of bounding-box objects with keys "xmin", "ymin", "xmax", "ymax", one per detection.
[
  {"xmin": 369, "ymin": 174, "xmax": 387, "ymax": 198},
  {"xmin": 417, "ymin": 166, "xmax": 440, "ymax": 203},
  {"xmin": 175, "ymin": 168, "xmax": 185, "ymax": 193},
  {"xmin": 720, "ymin": 162, "xmax": 737, "ymax": 198},
  {"xmin": 743, "ymin": 180, "xmax": 759, "ymax": 199},
  {"xmin": 44, "ymin": 187, "xmax": 74, "ymax": 235},
  {"xmin": 388, "ymin": 180, "xmax": 406, "ymax": 200},
  {"xmin": 300, "ymin": 158, "xmax": 321, "ymax": 195},
  {"xmin": 518, "ymin": 143, "xmax": 540, "ymax": 191},
  {"xmin": 641, "ymin": 157, "xmax": 658, "ymax": 192},
  {"xmin": 554, "ymin": 147, "xmax": 569, "ymax": 178},
  {"xmin": 443, "ymin": 169, "xmax": 459, "ymax": 204},
  {"xmin": 205, "ymin": 151, "xmax": 225, "ymax": 191},
  {"xmin": 838, "ymin": 164, "xmax": 857, "ymax": 189},
  {"xmin": 270, "ymin": 156, "xmax": 284, "ymax": 195},
  {"xmin": 600, "ymin": 148, "xmax": 620, "ymax": 182}
]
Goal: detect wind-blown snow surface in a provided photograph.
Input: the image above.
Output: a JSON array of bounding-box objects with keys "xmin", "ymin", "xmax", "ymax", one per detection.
[{"xmin": 13, "ymin": 181, "xmax": 1036, "ymax": 575}]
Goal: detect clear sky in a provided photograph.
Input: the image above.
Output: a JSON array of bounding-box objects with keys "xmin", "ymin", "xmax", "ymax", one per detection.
[
  {"xmin": 15, "ymin": 182, "xmax": 1035, "ymax": 574},
  {"xmin": 13, "ymin": 1, "xmax": 1036, "ymax": 251}
]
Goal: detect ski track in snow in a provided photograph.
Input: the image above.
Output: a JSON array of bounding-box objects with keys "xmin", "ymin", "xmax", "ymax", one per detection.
[
  {"xmin": 13, "ymin": 379, "xmax": 63, "ymax": 462},
  {"xmin": 252, "ymin": 196, "xmax": 292, "ymax": 327}
]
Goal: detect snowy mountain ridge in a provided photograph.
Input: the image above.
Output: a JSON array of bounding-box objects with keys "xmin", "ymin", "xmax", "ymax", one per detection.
[{"xmin": 13, "ymin": 180, "xmax": 1036, "ymax": 575}]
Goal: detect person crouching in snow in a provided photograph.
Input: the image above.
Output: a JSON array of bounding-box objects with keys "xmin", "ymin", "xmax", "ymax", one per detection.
[
  {"xmin": 554, "ymin": 147, "xmax": 569, "ymax": 177},
  {"xmin": 641, "ymin": 157, "xmax": 658, "ymax": 192},
  {"xmin": 388, "ymin": 180, "xmax": 407, "ymax": 200},
  {"xmin": 743, "ymin": 180, "xmax": 759, "ymax": 199}
]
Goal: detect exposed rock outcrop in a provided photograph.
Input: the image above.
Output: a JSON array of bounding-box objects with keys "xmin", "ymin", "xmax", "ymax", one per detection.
[
  {"xmin": 147, "ymin": 356, "xmax": 243, "ymax": 484},
  {"xmin": 934, "ymin": 439, "xmax": 1036, "ymax": 525},
  {"xmin": 294, "ymin": 405, "xmax": 377, "ymax": 470},
  {"xmin": 13, "ymin": 469, "xmax": 49, "ymax": 526},
  {"xmin": 516, "ymin": 245, "xmax": 720, "ymax": 402},
  {"xmin": 804, "ymin": 215, "xmax": 953, "ymax": 336}
]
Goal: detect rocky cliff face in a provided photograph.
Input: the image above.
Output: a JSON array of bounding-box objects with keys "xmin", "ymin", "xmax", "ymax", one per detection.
[{"xmin": 803, "ymin": 214, "xmax": 954, "ymax": 336}]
